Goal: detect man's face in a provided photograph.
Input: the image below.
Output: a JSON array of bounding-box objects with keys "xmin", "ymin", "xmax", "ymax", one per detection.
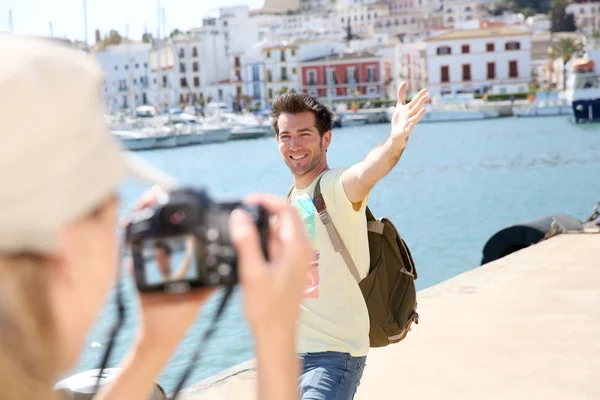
[
  {"xmin": 276, "ymin": 111, "xmax": 331, "ymax": 177},
  {"xmin": 154, "ymin": 247, "xmax": 171, "ymax": 278}
]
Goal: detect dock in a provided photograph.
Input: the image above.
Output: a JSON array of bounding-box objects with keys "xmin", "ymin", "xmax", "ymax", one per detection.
[{"xmin": 178, "ymin": 233, "xmax": 600, "ymax": 399}]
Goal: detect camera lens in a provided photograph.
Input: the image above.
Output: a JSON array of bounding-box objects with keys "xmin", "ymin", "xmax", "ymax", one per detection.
[{"xmin": 170, "ymin": 210, "xmax": 185, "ymax": 225}]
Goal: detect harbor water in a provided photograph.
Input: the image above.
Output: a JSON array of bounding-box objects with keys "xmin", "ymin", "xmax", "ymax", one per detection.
[{"xmin": 72, "ymin": 115, "xmax": 600, "ymax": 393}]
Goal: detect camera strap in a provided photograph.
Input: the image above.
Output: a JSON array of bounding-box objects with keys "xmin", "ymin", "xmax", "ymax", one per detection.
[
  {"xmin": 93, "ymin": 248, "xmax": 237, "ymax": 399},
  {"xmin": 93, "ymin": 249, "xmax": 127, "ymax": 394},
  {"xmin": 170, "ymin": 281, "xmax": 236, "ymax": 399}
]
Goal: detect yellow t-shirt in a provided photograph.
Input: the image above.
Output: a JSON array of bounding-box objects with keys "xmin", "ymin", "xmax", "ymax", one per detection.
[{"xmin": 289, "ymin": 168, "xmax": 371, "ymax": 357}]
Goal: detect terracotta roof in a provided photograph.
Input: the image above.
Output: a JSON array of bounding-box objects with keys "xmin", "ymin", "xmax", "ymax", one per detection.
[
  {"xmin": 303, "ymin": 51, "xmax": 379, "ymax": 63},
  {"xmin": 425, "ymin": 27, "xmax": 530, "ymax": 42}
]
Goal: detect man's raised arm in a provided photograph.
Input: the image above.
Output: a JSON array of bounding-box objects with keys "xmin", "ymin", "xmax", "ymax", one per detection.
[{"xmin": 342, "ymin": 83, "xmax": 428, "ymax": 204}]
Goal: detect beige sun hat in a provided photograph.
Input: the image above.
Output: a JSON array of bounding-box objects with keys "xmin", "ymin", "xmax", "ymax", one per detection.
[{"xmin": 0, "ymin": 34, "xmax": 177, "ymax": 254}]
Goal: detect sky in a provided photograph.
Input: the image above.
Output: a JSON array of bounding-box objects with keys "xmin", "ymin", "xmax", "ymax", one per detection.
[{"xmin": 1, "ymin": 0, "xmax": 265, "ymax": 44}]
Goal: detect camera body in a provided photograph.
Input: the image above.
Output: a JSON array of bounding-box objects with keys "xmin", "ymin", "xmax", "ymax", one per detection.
[{"xmin": 126, "ymin": 187, "xmax": 269, "ymax": 293}]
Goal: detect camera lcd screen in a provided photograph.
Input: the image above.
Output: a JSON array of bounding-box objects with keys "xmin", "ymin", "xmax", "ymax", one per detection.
[{"xmin": 140, "ymin": 235, "xmax": 200, "ymax": 286}]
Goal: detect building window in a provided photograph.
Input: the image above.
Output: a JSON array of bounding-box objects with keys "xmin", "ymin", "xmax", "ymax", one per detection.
[
  {"xmin": 280, "ymin": 50, "xmax": 286, "ymax": 62},
  {"xmin": 135, "ymin": 63, "xmax": 139, "ymax": 68},
  {"xmin": 486, "ymin": 43, "xmax": 495, "ymax": 52},
  {"xmin": 114, "ymin": 66, "xmax": 118, "ymax": 70},
  {"xmin": 268, "ymin": 88, "xmax": 273, "ymax": 99},
  {"xmin": 192, "ymin": 62, "xmax": 198, "ymax": 72},
  {"xmin": 487, "ymin": 62, "xmax": 496, "ymax": 79},
  {"xmin": 192, "ymin": 47, "xmax": 198, "ymax": 57},
  {"xmin": 437, "ymin": 46, "xmax": 451, "ymax": 55},
  {"xmin": 266, "ymin": 50, "xmax": 271, "ymax": 58},
  {"xmin": 252, "ymin": 65, "xmax": 260, "ymax": 81},
  {"xmin": 281, "ymin": 67, "xmax": 288, "ymax": 81},
  {"xmin": 505, "ymin": 41, "xmax": 521, "ymax": 51},
  {"xmin": 180, "ymin": 63, "xmax": 186, "ymax": 73},
  {"xmin": 292, "ymin": 67, "xmax": 297, "ymax": 74},
  {"xmin": 307, "ymin": 70, "xmax": 317, "ymax": 85},
  {"xmin": 234, "ymin": 56, "xmax": 241, "ymax": 68},
  {"xmin": 462, "ymin": 64, "xmax": 471, "ymax": 81},
  {"xmin": 367, "ymin": 66, "xmax": 377, "ymax": 82},
  {"xmin": 441, "ymin": 65, "xmax": 450, "ymax": 83},
  {"xmin": 194, "ymin": 77, "xmax": 200, "ymax": 87},
  {"xmin": 346, "ymin": 67, "xmax": 357, "ymax": 83},
  {"xmin": 162, "ymin": 76, "xmax": 168, "ymax": 88},
  {"xmin": 326, "ymin": 68, "xmax": 337, "ymax": 84},
  {"xmin": 267, "ymin": 70, "xmax": 272, "ymax": 82},
  {"xmin": 180, "ymin": 78, "xmax": 188, "ymax": 88},
  {"xmin": 179, "ymin": 48, "xmax": 184, "ymax": 57},
  {"xmin": 461, "ymin": 45, "xmax": 470, "ymax": 54},
  {"xmin": 509, "ymin": 60, "xmax": 518, "ymax": 78},
  {"xmin": 291, "ymin": 49, "xmax": 296, "ymax": 57},
  {"xmin": 144, "ymin": 63, "xmax": 148, "ymax": 68}
]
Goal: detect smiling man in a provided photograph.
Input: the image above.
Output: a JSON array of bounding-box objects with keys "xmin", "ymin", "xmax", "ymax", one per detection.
[{"xmin": 271, "ymin": 83, "xmax": 427, "ymax": 400}]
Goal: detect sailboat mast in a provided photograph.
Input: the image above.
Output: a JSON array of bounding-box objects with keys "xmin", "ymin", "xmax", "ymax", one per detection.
[{"xmin": 83, "ymin": 0, "xmax": 88, "ymax": 44}]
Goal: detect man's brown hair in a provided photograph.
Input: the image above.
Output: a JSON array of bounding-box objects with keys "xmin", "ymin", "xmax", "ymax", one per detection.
[{"xmin": 269, "ymin": 92, "xmax": 335, "ymax": 137}]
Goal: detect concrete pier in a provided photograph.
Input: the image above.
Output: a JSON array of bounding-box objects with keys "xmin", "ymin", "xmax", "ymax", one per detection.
[{"xmin": 179, "ymin": 234, "xmax": 600, "ymax": 399}]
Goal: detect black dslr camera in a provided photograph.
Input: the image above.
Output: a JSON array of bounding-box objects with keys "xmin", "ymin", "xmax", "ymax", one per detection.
[{"xmin": 126, "ymin": 188, "xmax": 270, "ymax": 293}]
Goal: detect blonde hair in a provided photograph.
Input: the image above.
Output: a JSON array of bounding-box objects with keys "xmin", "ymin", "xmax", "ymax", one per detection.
[{"xmin": 0, "ymin": 254, "xmax": 61, "ymax": 400}]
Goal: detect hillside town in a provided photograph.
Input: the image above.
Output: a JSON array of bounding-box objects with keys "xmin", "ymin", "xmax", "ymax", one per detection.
[
  {"xmin": 72, "ymin": 0, "xmax": 598, "ymax": 115},
  {"xmin": 6, "ymin": 0, "xmax": 598, "ymax": 121}
]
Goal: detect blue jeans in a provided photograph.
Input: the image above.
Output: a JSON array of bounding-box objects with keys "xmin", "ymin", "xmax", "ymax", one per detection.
[{"xmin": 298, "ymin": 351, "xmax": 367, "ymax": 400}]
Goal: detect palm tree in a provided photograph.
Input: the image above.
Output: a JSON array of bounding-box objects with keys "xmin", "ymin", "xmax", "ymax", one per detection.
[{"xmin": 550, "ymin": 38, "xmax": 583, "ymax": 89}]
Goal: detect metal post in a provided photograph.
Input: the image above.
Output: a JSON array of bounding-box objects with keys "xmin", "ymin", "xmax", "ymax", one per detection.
[{"xmin": 83, "ymin": 0, "xmax": 88, "ymax": 44}]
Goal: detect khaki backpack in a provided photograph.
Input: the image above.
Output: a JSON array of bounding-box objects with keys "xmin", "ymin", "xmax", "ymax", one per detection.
[{"xmin": 290, "ymin": 172, "xmax": 419, "ymax": 347}]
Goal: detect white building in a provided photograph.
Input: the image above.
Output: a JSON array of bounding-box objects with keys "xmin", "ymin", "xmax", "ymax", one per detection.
[
  {"xmin": 335, "ymin": 1, "xmax": 389, "ymax": 37},
  {"xmin": 260, "ymin": 12, "xmax": 341, "ymax": 40},
  {"xmin": 149, "ymin": 30, "xmax": 230, "ymax": 109},
  {"xmin": 262, "ymin": 41, "xmax": 302, "ymax": 102},
  {"xmin": 149, "ymin": 43, "xmax": 178, "ymax": 110},
  {"xmin": 566, "ymin": 0, "xmax": 600, "ymax": 35},
  {"xmin": 526, "ymin": 14, "xmax": 552, "ymax": 35},
  {"xmin": 425, "ymin": 27, "xmax": 532, "ymax": 96},
  {"xmin": 441, "ymin": 0, "xmax": 491, "ymax": 29},
  {"xmin": 400, "ymin": 41, "xmax": 428, "ymax": 95},
  {"xmin": 94, "ymin": 43, "xmax": 152, "ymax": 113},
  {"xmin": 242, "ymin": 43, "xmax": 268, "ymax": 109},
  {"xmin": 261, "ymin": 38, "xmax": 347, "ymax": 102}
]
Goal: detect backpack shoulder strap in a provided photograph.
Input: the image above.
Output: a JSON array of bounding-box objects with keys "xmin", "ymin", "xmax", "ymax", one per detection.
[
  {"xmin": 286, "ymin": 185, "xmax": 294, "ymax": 202},
  {"xmin": 312, "ymin": 174, "xmax": 362, "ymax": 283}
]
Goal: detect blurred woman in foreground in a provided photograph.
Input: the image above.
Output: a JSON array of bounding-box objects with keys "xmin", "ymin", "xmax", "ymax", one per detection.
[{"xmin": 0, "ymin": 35, "xmax": 311, "ymax": 400}]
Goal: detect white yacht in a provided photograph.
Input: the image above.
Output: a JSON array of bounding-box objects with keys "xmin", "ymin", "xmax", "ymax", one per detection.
[
  {"xmin": 227, "ymin": 113, "xmax": 273, "ymax": 140},
  {"xmin": 340, "ymin": 113, "xmax": 369, "ymax": 127},
  {"xmin": 564, "ymin": 58, "xmax": 600, "ymax": 123},
  {"xmin": 112, "ymin": 130, "xmax": 158, "ymax": 151},
  {"xmin": 386, "ymin": 93, "xmax": 499, "ymax": 123},
  {"xmin": 512, "ymin": 91, "xmax": 571, "ymax": 117}
]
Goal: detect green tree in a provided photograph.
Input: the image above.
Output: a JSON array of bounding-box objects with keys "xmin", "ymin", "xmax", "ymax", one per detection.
[
  {"xmin": 496, "ymin": 0, "xmax": 550, "ymax": 15},
  {"xmin": 142, "ymin": 32, "xmax": 153, "ymax": 43},
  {"xmin": 169, "ymin": 29, "xmax": 183, "ymax": 38},
  {"xmin": 550, "ymin": 38, "xmax": 584, "ymax": 89},
  {"xmin": 105, "ymin": 30, "xmax": 122, "ymax": 46},
  {"xmin": 551, "ymin": 0, "xmax": 577, "ymax": 32}
]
